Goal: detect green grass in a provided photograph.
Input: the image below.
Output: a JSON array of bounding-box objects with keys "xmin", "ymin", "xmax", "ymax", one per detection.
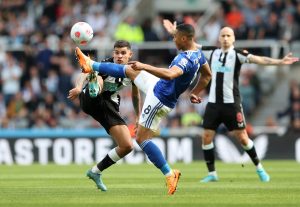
[{"xmin": 0, "ymin": 161, "xmax": 300, "ymax": 207}]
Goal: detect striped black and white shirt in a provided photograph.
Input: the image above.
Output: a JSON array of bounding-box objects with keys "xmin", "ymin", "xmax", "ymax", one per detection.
[{"xmin": 202, "ymin": 46, "xmax": 251, "ymax": 104}]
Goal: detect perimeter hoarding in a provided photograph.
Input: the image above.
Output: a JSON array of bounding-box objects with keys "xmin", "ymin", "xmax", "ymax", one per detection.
[{"xmin": 0, "ymin": 128, "xmax": 299, "ymax": 165}]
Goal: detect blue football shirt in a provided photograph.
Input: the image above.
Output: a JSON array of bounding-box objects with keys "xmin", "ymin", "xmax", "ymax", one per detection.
[{"xmin": 153, "ymin": 49, "xmax": 207, "ymax": 108}]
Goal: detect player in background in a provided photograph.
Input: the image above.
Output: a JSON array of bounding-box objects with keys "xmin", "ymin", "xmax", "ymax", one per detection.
[
  {"xmin": 75, "ymin": 23, "xmax": 212, "ymax": 195},
  {"xmin": 164, "ymin": 20, "xmax": 299, "ymax": 182},
  {"xmin": 68, "ymin": 40, "xmax": 141, "ymax": 191}
]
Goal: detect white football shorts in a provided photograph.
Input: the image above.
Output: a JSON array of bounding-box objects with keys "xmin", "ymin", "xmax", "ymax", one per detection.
[{"xmin": 134, "ymin": 70, "xmax": 172, "ymax": 131}]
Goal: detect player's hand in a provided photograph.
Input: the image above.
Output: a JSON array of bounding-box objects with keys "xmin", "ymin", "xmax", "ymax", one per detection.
[
  {"xmin": 128, "ymin": 61, "xmax": 145, "ymax": 71},
  {"xmin": 190, "ymin": 94, "xmax": 202, "ymax": 104},
  {"xmin": 68, "ymin": 87, "xmax": 81, "ymax": 100},
  {"xmin": 282, "ymin": 52, "xmax": 299, "ymax": 65},
  {"xmin": 163, "ymin": 19, "xmax": 176, "ymax": 35}
]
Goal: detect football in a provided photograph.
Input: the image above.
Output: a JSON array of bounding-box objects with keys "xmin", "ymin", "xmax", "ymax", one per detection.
[{"xmin": 70, "ymin": 22, "xmax": 93, "ymax": 46}]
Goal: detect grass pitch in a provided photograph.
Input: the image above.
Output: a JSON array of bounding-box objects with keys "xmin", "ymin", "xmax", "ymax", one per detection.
[{"xmin": 0, "ymin": 161, "xmax": 299, "ymax": 207}]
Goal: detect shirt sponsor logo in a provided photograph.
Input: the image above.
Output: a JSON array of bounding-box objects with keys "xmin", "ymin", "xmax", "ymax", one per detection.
[
  {"xmin": 212, "ymin": 62, "xmax": 232, "ymax": 72},
  {"xmin": 178, "ymin": 58, "xmax": 188, "ymax": 68}
]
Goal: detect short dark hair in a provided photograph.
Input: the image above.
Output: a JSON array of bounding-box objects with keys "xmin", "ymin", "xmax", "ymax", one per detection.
[
  {"xmin": 176, "ymin": 24, "xmax": 195, "ymax": 39},
  {"xmin": 114, "ymin": 40, "xmax": 131, "ymax": 49}
]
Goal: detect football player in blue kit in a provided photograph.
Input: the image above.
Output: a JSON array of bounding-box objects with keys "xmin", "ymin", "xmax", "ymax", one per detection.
[{"xmin": 75, "ymin": 23, "xmax": 212, "ymax": 195}]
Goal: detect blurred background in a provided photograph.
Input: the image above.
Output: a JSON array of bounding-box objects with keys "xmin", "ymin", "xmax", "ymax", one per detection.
[{"xmin": 0, "ymin": 0, "xmax": 299, "ymax": 133}]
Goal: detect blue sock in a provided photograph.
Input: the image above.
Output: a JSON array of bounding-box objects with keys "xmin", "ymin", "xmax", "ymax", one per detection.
[
  {"xmin": 140, "ymin": 140, "xmax": 171, "ymax": 175},
  {"xmin": 92, "ymin": 62, "xmax": 126, "ymax": 78}
]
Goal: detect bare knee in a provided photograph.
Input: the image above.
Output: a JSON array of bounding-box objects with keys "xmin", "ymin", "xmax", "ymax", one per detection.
[
  {"xmin": 233, "ymin": 129, "xmax": 249, "ymax": 145},
  {"xmin": 135, "ymin": 126, "xmax": 154, "ymax": 145},
  {"xmin": 120, "ymin": 142, "xmax": 134, "ymax": 154},
  {"xmin": 202, "ymin": 130, "xmax": 215, "ymax": 145}
]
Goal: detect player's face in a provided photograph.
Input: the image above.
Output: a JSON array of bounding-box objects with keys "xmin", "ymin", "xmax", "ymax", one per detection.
[
  {"xmin": 173, "ymin": 31, "xmax": 185, "ymax": 50},
  {"xmin": 219, "ymin": 27, "xmax": 235, "ymax": 49},
  {"xmin": 113, "ymin": 47, "xmax": 132, "ymax": 64}
]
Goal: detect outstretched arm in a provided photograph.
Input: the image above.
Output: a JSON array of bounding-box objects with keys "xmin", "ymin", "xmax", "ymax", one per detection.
[
  {"xmin": 190, "ymin": 63, "xmax": 212, "ymax": 104},
  {"xmin": 249, "ymin": 52, "xmax": 299, "ymax": 65},
  {"xmin": 68, "ymin": 73, "xmax": 88, "ymax": 100},
  {"xmin": 129, "ymin": 61, "xmax": 183, "ymax": 80}
]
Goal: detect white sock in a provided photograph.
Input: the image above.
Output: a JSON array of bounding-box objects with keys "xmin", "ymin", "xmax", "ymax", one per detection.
[
  {"xmin": 108, "ymin": 148, "xmax": 121, "ymax": 162},
  {"xmin": 91, "ymin": 165, "xmax": 100, "ymax": 173},
  {"xmin": 165, "ymin": 170, "xmax": 173, "ymax": 177},
  {"xmin": 202, "ymin": 142, "xmax": 214, "ymax": 150},
  {"xmin": 256, "ymin": 163, "xmax": 263, "ymax": 170},
  {"xmin": 242, "ymin": 139, "xmax": 254, "ymax": 150},
  {"xmin": 208, "ymin": 171, "xmax": 217, "ymax": 177}
]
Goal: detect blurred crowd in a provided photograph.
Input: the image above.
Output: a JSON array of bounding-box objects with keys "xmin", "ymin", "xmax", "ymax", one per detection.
[
  {"xmin": 0, "ymin": 0, "xmax": 299, "ymax": 129},
  {"xmin": 204, "ymin": 0, "xmax": 300, "ymax": 44},
  {"xmin": 277, "ymin": 79, "xmax": 300, "ymax": 130}
]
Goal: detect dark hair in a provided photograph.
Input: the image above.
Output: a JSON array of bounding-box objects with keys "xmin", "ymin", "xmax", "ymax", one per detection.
[
  {"xmin": 114, "ymin": 40, "xmax": 131, "ymax": 49},
  {"xmin": 176, "ymin": 24, "xmax": 195, "ymax": 39}
]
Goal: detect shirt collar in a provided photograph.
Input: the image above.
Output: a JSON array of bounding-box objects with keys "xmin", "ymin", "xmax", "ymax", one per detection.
[{"xmin": 221, "ymin": 45, "xmax": 234, "ymax": 53}]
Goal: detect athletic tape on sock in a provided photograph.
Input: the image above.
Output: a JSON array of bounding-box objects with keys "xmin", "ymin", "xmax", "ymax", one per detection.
[
  {"xmin": 242, "ymin": 139, "xmax": 254, "ymax": 150},
  {"xmin": 108, "ymin": 148, "xmax": 121, "ymax": 162},
  {"xmin": 202, "ymin": 142, "xmax": 214, "ymax": 150}
]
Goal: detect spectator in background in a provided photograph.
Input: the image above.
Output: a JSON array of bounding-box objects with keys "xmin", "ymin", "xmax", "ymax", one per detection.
[
  {"xmin": 152, "ymin": 15, "xmax": 169, "ymax": 41},
  {"xmin": 141, "ymin": 18, "xmax": 160, "ymax": 41},
  {"xmin": 283, "ymin": 0, "xmax": 296, "ymax": 15},
  {"xmin": 269, "ymin": 0, "xmax": 285, "ymax": 18},
  {"xmin": 36, "ymin": 38, "xmax": 54, "ymax": 79},
  {"xmin": 36, "ymin": 15, "xmax": 53, "ymax": 37},
  {"xmin": 220, "ymin": 0, "xmax": 236, "ymax": 14},
  {"xmin": 22, "ymin": 80, "xmax": 35, "ymax": 104},
  {"xmin": 0, "ymin": 94, "xmax": 6, "ymax": 120},
  {"xmin": 242, "ymin": 0, "xmax": 261, "ymax": 30},
  {"xmin": 42, "ymin": 0, "xmax": 59, "ymax": 24},
  {"xmin": 1, "ymin": 52, "xmax": 23, "ymax": 105},
  {"xmin": 57, "ymin": 56, "xmax": 76, "ymax": 105},
  {"xmin": 167, "ymin": 107, "xmax": 182, "ymax": 128},
  {"xmin": 225, "ymin": 3, "xmax": 244, "ymax": 30},
  {"xmin": 6, "ymin": 12, "xmax": 24, "ymax": 47},
  {"xmin": 291, "ymin": 102, "xmax": 300, "ymax": 130},
  {"xmin": 31, "ymin": 116, "xmax": 49, "ymax": 129},
  {"xmin": 203, "ymin": 15, "xmax": 221, "ymax": 45},
  {"xmin": 86, "ymin": 9, "xmax": 107, "ymax": 34},
  {"xmin": 277, "ymin": 79, "xmax": 300, "ymax": 129},
  {"xmin": 107, "ymin": 0, "xmax": 124, "ymax": 35},
  {"xmin": 6, "ymin": 92, "xmax": 26, "ymax": 120},
  {"xmin": 181, "ymin": 105, "xmax": 202, "ymax": 127},
  {"xmin": 45, "ymin": 69, "xmax": 59, "ymax": 93},
  {"xmin": 264, "ymin": 12, "xmax": 280, "ymax": 39},
  {"xmin": 247, "ymin": 14, "xmax": 265, "ymax": 39},
  {"xmin": 294, "ymin": 3, "xmax": 300, "ymax": 27},
  {"xmin": 279, "ymin": 12, "xmax": 300, "ymax": 42},
  {"xmin": 28, "ymin": 66, "xmax": 42, "ymax": 96},
  {"xmin": 114, "ymin": 15, "xmax": 144, "ymax": 43},
  {"xmin": 239, "ymin": 76, "xmax": 255, "ymax": 117},
  {"xmin": 241, "ymin": 65, "xmax": 261, "ymax": 107}
]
